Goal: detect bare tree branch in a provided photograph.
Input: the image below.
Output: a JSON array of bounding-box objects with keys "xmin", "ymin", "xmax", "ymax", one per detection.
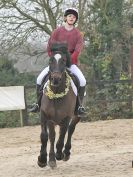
[{"xmin": 0, "ymin": 0, "xmax": 65, "ymax": 51}]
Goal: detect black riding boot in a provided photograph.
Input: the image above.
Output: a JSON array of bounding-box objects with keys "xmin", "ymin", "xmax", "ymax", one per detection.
[
  {"xmin": 29, "ymin": 84, "xmax": 42, "ymax": 113},
  {"xmin": 77, "ymin": 86, "xmax": 86, "ymax": 116}
]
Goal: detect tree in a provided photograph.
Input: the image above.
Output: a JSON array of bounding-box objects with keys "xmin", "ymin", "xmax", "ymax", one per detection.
[
  {"xmin": 0, "ymin": 55, "xmax": 34, "ymax": 86},
  {"xmin": 0, "ymin": 0, "xmax": 59, "ymax": 51},
  {"xmin": 0, "ymin": 0, "xmax": 89, "ymax": 53},
  {"xmin": 0, "ymin": 0, "xmax": 133, "ymax": 78},
  {"xmin": 80, "ymin": 0, "xmax": 133, "ymax": 80}
]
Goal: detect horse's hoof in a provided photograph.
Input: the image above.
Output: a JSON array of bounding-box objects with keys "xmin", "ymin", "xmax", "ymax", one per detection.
[
  {"xmin": 63, "ymin": 154, "xmax": 70, "ymax": 161},
  {"xmin": 37, "ymin": 160, "xmax": 47, "ymax": 168},
  {"xmin": 37, "ymin": 156, "xmax": 47, "ymax": 168},
  {"xmin": 55, "ymin": 152, "xmax": 64, "ymax": 160},
  {"xmin": 48, "ymin": 161, "xmax": 57, "ymax": 169}
]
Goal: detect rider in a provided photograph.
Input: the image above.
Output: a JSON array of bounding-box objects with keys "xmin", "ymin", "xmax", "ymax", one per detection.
[{"xmin": 30, "ymin": 8, "xmax": 86, "ymax": 115}]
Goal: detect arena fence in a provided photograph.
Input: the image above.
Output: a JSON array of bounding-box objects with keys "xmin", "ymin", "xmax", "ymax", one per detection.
[{"xmin": 0, "ymin": 79, "xmax": 133, "ymax": 127}]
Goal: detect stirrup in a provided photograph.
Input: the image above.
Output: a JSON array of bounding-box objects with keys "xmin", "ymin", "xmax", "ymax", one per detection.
[
  {"xmin": 29, "ymin": 103, "xmax": 39, "ymax": 113},
  {"xmin": 78, "ymin": 106, "xmax": 86, "ymax": 115}
]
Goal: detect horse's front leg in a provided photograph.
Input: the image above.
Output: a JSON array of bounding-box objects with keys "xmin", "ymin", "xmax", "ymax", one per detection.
[
  {"xmin": 63, "ymin": 116, "xmax": 80, "ymax": 161},
  {"xmin": 38, "ymin": 112, "xmax": 48, "ymax": 168},
  {"xmin": 48, "ymin": 121, "xmax": 56, "ymax": 168},
  {"xmin": 56, "ymin": 117, "xmax": 70, "ymax": 160}
]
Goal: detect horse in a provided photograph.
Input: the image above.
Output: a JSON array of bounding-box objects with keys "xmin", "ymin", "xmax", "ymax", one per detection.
[{"xmin": 37, "ymin": 48, "xmax": 80, "ymax": 168}]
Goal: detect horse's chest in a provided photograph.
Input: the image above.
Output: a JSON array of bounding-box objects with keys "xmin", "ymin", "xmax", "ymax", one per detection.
[
  {"xmin": 45, "ymin": 99, "xmax": 66, "ymax": 115},
  {"xmin": 42, "ymin": 95, "xmax": 75, "ymax": 119}
]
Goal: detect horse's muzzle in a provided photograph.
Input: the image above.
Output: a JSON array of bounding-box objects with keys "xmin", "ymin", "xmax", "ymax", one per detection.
[{"xmin": 50, "ymin": 72, "xmax": 62, "ymax": 87}]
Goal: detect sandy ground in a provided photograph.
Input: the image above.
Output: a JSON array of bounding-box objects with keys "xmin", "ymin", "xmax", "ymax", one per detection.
[{"xmin": 0, "ymin": 119, "xmax": 133, "ymax": 177}]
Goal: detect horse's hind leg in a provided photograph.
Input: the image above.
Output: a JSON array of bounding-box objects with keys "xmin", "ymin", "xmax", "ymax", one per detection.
[
  {"xmin": 56, "ymin": 117, "xmax": 69, "ymax": 160},
  {"xmin": 48, "ymin": 121, "xmax": 56, "ymax": 168},
  {"xmin": 63, "ymin": 116, "xmax": 80, "ymax": 161},
  {"xmin": 38, "ymin": 112, "xmax": 48, "ymax": 168}
]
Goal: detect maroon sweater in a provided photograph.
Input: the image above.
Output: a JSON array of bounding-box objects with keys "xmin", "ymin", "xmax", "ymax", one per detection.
[{"xmin": 47, "ymin": 26, "xmax": 83, "ymax": 64}]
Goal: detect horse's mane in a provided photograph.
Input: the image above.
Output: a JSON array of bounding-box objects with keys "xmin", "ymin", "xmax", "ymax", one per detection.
[{"xmin": 50, "ymin": 42, "xmax": 68, "ymax": 54}]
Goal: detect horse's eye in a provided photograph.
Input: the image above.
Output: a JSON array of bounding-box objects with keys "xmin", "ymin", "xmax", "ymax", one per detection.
[{"xmin": 63, "ymin": 58, "xmax": 66, "ymax": 62}]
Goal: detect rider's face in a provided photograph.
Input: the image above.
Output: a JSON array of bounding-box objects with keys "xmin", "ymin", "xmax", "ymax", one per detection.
[{"xmin": 65, "ymin": 14, "xmax": 76, "ymax": 25}]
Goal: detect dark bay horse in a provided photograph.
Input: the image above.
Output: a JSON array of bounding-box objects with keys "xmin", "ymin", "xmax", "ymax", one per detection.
[{"xmin": 37, "ymin": 50, "xmax": 80, "ymax": 168}]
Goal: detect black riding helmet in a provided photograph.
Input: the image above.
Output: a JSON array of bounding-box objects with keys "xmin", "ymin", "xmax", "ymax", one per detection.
[{"xmin": 64, "ymin": 8, "xmax": 78, "ymax": 23}]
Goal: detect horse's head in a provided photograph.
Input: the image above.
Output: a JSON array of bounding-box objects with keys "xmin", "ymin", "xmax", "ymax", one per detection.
[{"xmin": 49, "ymin": 52, "xmax": 67, "ymax": 87}]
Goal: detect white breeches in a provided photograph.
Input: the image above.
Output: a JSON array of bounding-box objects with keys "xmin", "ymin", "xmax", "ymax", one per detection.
[
  {"xmin": 68, "ymin": 65, "xmax": 86, "ymax": 86},
  {"xmin": 37, "ymin": 64, "xmax": 86, "ymax": 87}
]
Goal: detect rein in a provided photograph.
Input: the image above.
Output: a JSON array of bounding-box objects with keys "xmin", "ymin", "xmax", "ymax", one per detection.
[{"xmin": 45, "ymin": 71, "xmax": 71, "ymax": 99}]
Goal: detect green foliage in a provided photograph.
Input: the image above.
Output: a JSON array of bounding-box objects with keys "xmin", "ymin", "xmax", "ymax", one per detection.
[
  {"xmin": 81, "ymin": 0, "xmax": 131, "ymax": 80},
  {"xmin": 80, "ymin": 0, "xmax": 133, "ymax": 121},
  {"xmin": 0, "ymin": 111, "xmax": 20, "ymax": 128},
  {"xmin": 0, "ymin": 56, "xmax": 35, "ymax": 86},
  {"xmin": 83, "ymin": 79, "xmax": 133, "ymax": 122}
]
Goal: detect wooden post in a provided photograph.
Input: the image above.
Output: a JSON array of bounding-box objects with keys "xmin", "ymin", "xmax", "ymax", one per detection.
[{"xmin": 20, "ymin": 110, "xmax": 23, "ymax": 127}]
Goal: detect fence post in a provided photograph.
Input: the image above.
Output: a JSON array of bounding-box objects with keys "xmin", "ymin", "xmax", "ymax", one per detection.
[{"xmin": 20, "ymin": 110, "xmax": 23, "ymax": 127}]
